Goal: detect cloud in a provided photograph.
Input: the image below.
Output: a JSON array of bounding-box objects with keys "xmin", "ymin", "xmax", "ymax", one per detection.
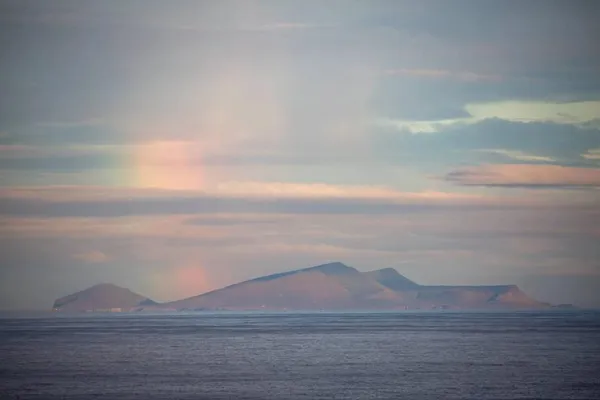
[
  {"xmin": 466, "ymin": 101, "xmax": 600, "ymax": 126},
  {"xmin": 582, "ymin": 148, "xmax": 600, "ymax": 160},
  {"xmin": 0, "ymin": 184, "xmax": 505, "ymax": 218},
  {"xmin": 172, "ymin": 21, "xmax": 330, "ymax": 33},
  {"xmin": 444, "ymin": 164, "xmax": 600, "ymax": 188},
  {"xmin": 373, "ymin": 118, "xmax": 600, "ymax": 167},
  {"xmin": 256, "ymin": 22, "xmax": 326, "ymax": 31},
  {"xmin": 210, "ymin": 181, "xmax": 484, "ymax": 201},
  {"xmin": 383, "ymin": 68, "xmax": 502, "ymax": 83},
  {"xmin": 0, "ymin": 183, "xmax": 484, "ymax": 202},
  {"xmin": 36, "ymin": 118, "xmax": 106, "ymax": 128},
  {"xmin": 377, "ymin": 100, "xmax": 600, "ymax": 134},
  {"xmin": 2, "ymin": 206, "xmax": 597, "ymax": 244},
  {"xmin": 0, "ymin": 215, "xmax": 246, "ymax": 242},
  {"xmin": 0, "ymin": 144, "xmax": 123, "ymax": 172},
  {"xmin": 475, "ymin": 149, "xmax": 555, "ymax": 163},
  {"xmin": 375, "ymin": 116, "xmax": 473, "ymax": 134},
  {"xmin": 72, "ymin": 250, "xmax": 110, "ymax": 264},
  {"xmin": 4, "ymin": 117, "xmax": 596, "ymax": 180},
  {"xmin": 0, "ymin": 144, "xmax": 43, "ymax": 158},
  {"xmin": 184, "ymin": 215, "xmax": 281, "ymax": 227},
  {"xmin": 0, "ymin": 124, "xmax": 126, "ymax": 146}
]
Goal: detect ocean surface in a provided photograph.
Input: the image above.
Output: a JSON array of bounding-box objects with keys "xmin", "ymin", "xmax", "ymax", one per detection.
[{"xmin": 1, "ymin": 311, "xmax": 599, "ymax": 400}]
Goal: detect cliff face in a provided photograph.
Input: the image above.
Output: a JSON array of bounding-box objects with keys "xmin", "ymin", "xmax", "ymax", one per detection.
[
  {"xmin": 52, "ymin": 283, "xmax": 153, "ymax": 311},
  {"xmin": 53, "ymin": 262, "xmax": 549, "ymax": 311}
]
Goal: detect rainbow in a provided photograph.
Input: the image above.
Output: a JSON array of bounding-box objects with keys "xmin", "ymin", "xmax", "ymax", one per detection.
[{"xmin": 133, "ymin": 140, "xmax": 205, "ymax": 191}]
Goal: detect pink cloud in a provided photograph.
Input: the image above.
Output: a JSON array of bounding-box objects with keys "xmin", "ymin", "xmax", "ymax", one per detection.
[
  {"xmin": 0, "ymin": 183, "xmax": 487, "ymax": 203},
  {"xmin": 211, "ymin": 181, "xmax": 486, "ymax": 202},
  {"xmin": 445, "ymin": 164, "xmax": 600, "ymax": 188}
]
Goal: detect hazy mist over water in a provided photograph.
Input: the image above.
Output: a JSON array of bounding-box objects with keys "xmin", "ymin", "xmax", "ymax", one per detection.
[{"xmin": 1, "ymin": 311, "xmax": 599, "ymax": 399}]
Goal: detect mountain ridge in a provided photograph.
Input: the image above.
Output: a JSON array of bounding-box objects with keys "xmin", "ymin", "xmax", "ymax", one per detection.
[{"xmin": 51, "ymin": 262, "xmax": 551, "ymax": 311}]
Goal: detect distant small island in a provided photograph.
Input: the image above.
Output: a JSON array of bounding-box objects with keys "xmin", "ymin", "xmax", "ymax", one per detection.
[
  {"xmin": 53, "ymin": 262, "xmax": 552, "ymax": 312},
  {"xmin": 552, "ymin": 303, "xmax": 577, "ymax": 309}
]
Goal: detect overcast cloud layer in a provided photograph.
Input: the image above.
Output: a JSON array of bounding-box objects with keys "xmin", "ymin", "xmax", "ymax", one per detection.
[{"xmin": 1, "ymin": 0, "xmax": 599, "ymax": 309}]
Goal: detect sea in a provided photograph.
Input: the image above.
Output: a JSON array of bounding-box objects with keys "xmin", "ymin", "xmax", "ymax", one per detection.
[{"xmin": 1, "ymin": 311, "xmax": 599, "ymax": 400}]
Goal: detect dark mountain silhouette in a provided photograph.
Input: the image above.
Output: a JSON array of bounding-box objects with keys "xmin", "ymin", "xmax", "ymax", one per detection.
[
  {"xmin": 53, "ymin": 262, "xmax": 550, "ymax": 311},
  {"xmin": 52, "ymin": 283, "xmax": 154, "ymax": 311}
]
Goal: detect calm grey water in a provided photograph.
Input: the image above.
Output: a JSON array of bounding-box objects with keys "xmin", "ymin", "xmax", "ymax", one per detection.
[{"xmin": 1, "ymin": 311, "xmax": 599, "ymax": 400}]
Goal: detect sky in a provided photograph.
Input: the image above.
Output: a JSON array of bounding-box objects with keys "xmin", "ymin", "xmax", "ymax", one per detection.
[{"xmin": 1, "ymin": 0, "xmax": 599, "ymax": 309}]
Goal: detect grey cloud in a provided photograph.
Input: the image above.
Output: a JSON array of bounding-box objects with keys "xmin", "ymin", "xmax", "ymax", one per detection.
[
  {"xmin": 0, "ymin": 154, "xmax": 120, "ymax": 171},
  {"xmin": 4, "ymin": 119, "xmax": 600, "ymax": 177},
  {"xmin": 442, "ymin": 164, "xmax": 600, "ymax": 189},
  {"xmin": 0, "ymin": 150, "xmax": 370, "ymax": 174},
  {"xmin": 374, "ymin": 119, "xmax": 600, "ymax": 167},
  {"xmin": 374, "ymin": 76, "xmax": 600, "ymax": 122},
  {"xmin": 0, "ymin": 195, "xmax": 494, "ymax": 218},
  {"xmin": 0, "ymin": 122, "xmax": 127, "ymax": 146},
  {"xmin": 184, "ymin": 216, "xmax": 280, "ymax": 226},
  {"xmin": 368, "ymin": 1, "xmax": 600, "ymax": 65},
  {"xmin": 2, "ymin": 120, "xmax": 599, "ymax": 175},
  {"xmin": 2, "ymin": 1, "xmax": 599, "ymax": 135}
]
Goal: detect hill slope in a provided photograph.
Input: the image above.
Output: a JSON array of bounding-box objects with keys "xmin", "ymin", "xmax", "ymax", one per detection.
[
  {"xmin": 166, "ymin": 262, "xmax": 402, "ymax": 310},
  {"xmin": 364, "ymin": 268, "xmax": 420, "ymax": 291},
  {"xmin": 52, "ymin": 283, "xmax": 154, "ymax": 311}
]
